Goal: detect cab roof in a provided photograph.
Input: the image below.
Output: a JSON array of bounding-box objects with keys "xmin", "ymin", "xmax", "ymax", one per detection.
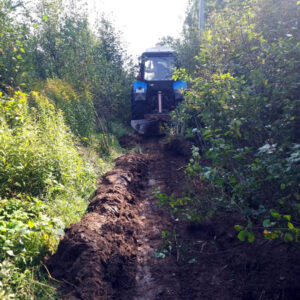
[{"xmin": 142, "ymin": 46, "xmax": 175, "ymax": 57}]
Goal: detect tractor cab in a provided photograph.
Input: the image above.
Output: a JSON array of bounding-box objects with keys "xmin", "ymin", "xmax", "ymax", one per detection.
[
  {"xmin": 139, "ymin": 50, "xmax": 175, "ymax": 81},
  {"xmin": 131, "ymin": 46, "xmax": 187, "ymax": 135}
]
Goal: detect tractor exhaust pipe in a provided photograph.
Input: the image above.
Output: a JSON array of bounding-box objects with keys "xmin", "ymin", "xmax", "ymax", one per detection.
[{"xmin": 158, "ymin": 91, "xmax": 162, "ymax": 113}]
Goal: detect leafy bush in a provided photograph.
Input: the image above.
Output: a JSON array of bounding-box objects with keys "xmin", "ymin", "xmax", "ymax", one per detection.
[
  {"xmin": 0, "ymin": 0, "xmax": 133, "ymax": 130},
  {"xmin": 43, "ymin": 78, "xmax": 95, "ymax": 138},
  {"xmin": 0, "ymin": 91, "xmax": 95, "ymax": 198},
  {"xmin": 0, "ymin": 0, "xmax": 29, "ymax": 92},
  {"xmin": 0, "ymin": 0, "xmax": 133, "ymax": 297},
  {"xmin": 173, "ymin": 0, "xmax": 300, "ymax": 242},
  {"xmin": 0, "ymin": 91, "xmax": 98, "ymax": 297}
]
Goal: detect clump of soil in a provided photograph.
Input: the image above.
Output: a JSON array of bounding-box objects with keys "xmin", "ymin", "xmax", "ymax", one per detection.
[
  {"xmin": 162, "ymin": 136, "xmax": 192, "ymax": 158},
  {"xmin": 118, "ymin": 133, "xmax": 142, "ymax": 149},
  {"xmin": 47, "ymin": 153, "xmax": 148, "ymax": 299}
]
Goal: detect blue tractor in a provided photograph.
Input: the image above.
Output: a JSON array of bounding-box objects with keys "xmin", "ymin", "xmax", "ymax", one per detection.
[{"xmin": 131, "ymin": 46, "xmax": 187, "ymax": 135}]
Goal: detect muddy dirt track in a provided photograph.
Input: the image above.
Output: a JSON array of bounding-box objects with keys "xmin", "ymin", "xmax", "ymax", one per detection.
[
  {"xmin": 48, "ymin": 136, "xmax": 300, "ymax": 300},
  {"xmin": 47, "ymin": 137, "xmax": 188, "ymax": 299}
]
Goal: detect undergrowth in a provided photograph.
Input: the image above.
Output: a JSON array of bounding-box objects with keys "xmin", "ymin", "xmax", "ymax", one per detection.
[
  {"xmin": 169, "ymin": 0, "xmax": 300, "ymax": 244},
  {"xmin": 0, "ymin": 1, "xmax": 132, "ymax": 297},
  {"xmin": 0, "ymin": 90, "xmax": 124, "ymax": 298}
]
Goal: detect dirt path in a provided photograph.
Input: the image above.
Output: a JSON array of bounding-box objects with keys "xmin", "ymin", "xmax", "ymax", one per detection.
[
  {"xmin": 47, "ymin": 137, "xmax": 188, "ymax": 299},
  {"xmin": 131, "ymin": 138, "xmax": 187, "ymax": 300},
  {"xmin": 47, "ymin": 136, "xmax": 300, "ymax": 300}
]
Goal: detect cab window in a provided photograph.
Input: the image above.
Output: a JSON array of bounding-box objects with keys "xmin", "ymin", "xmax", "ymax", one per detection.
[{"xmin": 144, "ymin": 56, "xmax": 175, "ymax": 81}]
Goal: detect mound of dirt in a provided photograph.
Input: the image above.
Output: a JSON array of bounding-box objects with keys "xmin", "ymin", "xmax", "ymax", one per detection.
[
  {"xmin": 163, "ymin": 137, "xmax": 192, "ymax": 158},
  {"xmin": 47, "ymin": 153, "xmax": 148, "ymax": 299},
  {"xmin": 118, "ymin": 133, "xmax": 142, "ymax": 149}
]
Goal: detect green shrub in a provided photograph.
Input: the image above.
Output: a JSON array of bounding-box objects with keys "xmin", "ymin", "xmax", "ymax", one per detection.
[
  {"xmin": 43, "ymin": 78, "xmax": 96, "ymax": 138},
  {"xmin": 0, "ymin": 90, "xmax": 98, "ymax": 297},
  {"xmin": 173, "ymin": 0, "xmax": 300, "ymax": 242}
]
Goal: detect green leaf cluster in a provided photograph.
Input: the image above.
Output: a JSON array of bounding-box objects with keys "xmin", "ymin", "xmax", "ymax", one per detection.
[
  {"xmin": 0, "ymin": 0, "xmax": 132, "ymax": 296},
  {"xmin": 173, "ymin": 0, "xmax": 300, "ymax": 243},
  {"xmin": 0, "ymin": 0, "xmax": 133, "ymax": 130},
  {"xmin": 0, "ymin": 91, "xmax": 99, "ymax": 297}
]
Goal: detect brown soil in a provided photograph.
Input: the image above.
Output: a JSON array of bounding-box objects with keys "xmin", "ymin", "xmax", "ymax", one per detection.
[
  {"xmin": 47, "ymin": 136, "xmax": 300, "ymax": 300},
  {"xmin": 118, "ymin": 133, "xmax": 142, "ymax": 149}
]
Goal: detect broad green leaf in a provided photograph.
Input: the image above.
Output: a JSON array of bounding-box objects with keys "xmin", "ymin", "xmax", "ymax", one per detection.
[
  {"xmin": 284, "ymin": 233, "xmax": 293, "ymax": 242},
  {"xmin": 6, "ymin": 250, "xmax": 14, "ymax": 256},
  {"xmin": 238, "ymin": 230, "xmax": 246, "ymax": 242},
  {"xmin": 234, "ymin": 225, "xmax": 244, "ymax": 231},
  {"xmin": 271, "ymin": 211, "xmax": 281, "ymax": 220},
  {"xmin": 247, "ymin": 231, "xmax": 255, "ymax": 243},
  {"xmin": 238, "ymin": 230, "xmax": 255, "ymax": 243}
]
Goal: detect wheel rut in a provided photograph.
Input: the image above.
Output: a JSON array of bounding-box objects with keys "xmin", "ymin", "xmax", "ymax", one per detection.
[{"xmin": 132, "ymin": 138, "xmax": 185, "ymax": 300}]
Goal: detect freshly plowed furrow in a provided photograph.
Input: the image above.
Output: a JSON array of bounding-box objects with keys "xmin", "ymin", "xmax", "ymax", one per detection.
[
  {"xmin": 47, "ymin": 154, "xmax": 148, "ymax": 299},
  {"xmin": 47, "ymin": 138, "xmax": 188, "ymax": 299}
]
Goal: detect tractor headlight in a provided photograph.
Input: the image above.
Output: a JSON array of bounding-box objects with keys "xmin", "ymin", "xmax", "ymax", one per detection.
[
  {"xmin": 133, "ymin": 82, "xmax": 147, "ymax": 101},
  {"xmin": 134, "ymin": 89, "xmax": 146, "ymax": 101}
]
